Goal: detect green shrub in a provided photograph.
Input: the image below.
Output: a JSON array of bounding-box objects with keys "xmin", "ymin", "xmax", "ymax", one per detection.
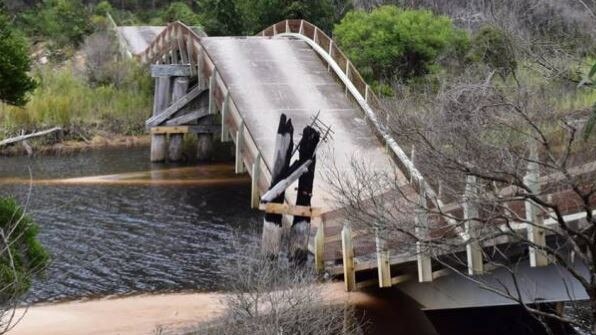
[
  {"xmin": 0, "ymin": 197, "xmax": 49, "ymax": 301},
  {"xmin": 333, "ymin": 6, "xmax": 468, "ymax": 83},
  {"xmin": 0, "ymin": 5, "xmax": 37, "ymax": 106},
  {"xmin": 162, "ymin": 2, "xmax": 202, "ymax": 26},
  {"xmin": 19, "ymin": 0, "xmax": 93, "ymax": 49},
  {"xmin": 468, "ymin": 25, "xmax": 517, "ymax": 78}
]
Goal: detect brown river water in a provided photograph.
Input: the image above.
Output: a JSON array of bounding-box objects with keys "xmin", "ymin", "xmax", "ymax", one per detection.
[{"xmin": 0, "ymin": 147, "xmax": 559, "ymax": 334}]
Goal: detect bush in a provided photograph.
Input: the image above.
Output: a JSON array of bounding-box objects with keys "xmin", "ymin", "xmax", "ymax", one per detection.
[
  {"xmin": 468, "ymin": 25, "xmax": 517, "ymax": 78},
  {"xmin": 333, "ymin": 6, "xmax": 468, "ymax": 83},
  {"xmin": 19, "ymin": 0, "xmax": 93, "ymax": 49},
  {"xmin": 0, "ymin": 5, "xmax": 37, "ymax": 106},
  {"xmin": 0, "ymin": 197, "xmax": 49, "ymax": 302},
  {"xmin": 162, "ymin": 2, "xmax": 202, "ymax": 26}
]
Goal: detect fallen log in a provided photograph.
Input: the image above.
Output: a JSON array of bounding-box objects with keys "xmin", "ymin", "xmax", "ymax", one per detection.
[{"xmin": 0, "ymin": 127, "xmax": 62, "ymax": 147}]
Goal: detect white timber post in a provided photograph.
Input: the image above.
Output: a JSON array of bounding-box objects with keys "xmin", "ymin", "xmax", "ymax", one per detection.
[
  {"xmin": 375, "ymin": 221, "xmax": 391, "ymax": 288},
  {"xmin": 328, "ymin": 40, "xmax": 334, "ymax": 72},
  {"xmin": 250, "ymin": 153, "xmax": 261, "ymax": 208},
  {"xmin": 524, "ymin": 145, "xmax": 549, "ymax": 267},
  {"xmin": 416, "ymin": 183, "xmax": 433, "ymax": 282},
  {"xmin": 364, "ymin": 85, "xmax": 370, "ymax": 103},
  {"xmin": 285, "ymin": 19, "xmax": 290, "ymax": 33},
  {"xmin": 464, "ymin": 175, "xmax": 484, "ymax": 275},
  {"xmin": 235, "ymin": 120, "xmax": 246, "ymax": 174},
  {"xmin": 273, "ymin": 23, "xmax": 277, "ymax": 35},
  {"xmin": 299, "ymin": 20, "xmax": 304, "ymax": 35},
  {"xmin": 313, "ymin": 27, "xmax": 319, "ymax": 44},
  {"xmin": 345, "ymin": 61, "xmax": 351, "ymax": 95},
  {"xmin": 314, "ymin": 217, "xmax": 326, "ymax": 273},
  {"xmin": 208, "ymin": 72, "xmax": 216, "ymax": 115},
  {"xmin": 221, "ymin": 92, "xmax": 231, "ymax": 142},
  {"xmin": 341, "ymin": 221, "xmax": 356, "ymax": 291}
]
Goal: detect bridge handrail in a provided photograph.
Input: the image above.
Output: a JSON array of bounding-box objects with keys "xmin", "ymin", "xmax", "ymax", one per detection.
[{"xmin": 259, "ymin": 20, "xmax": 457, "ymax": 233}]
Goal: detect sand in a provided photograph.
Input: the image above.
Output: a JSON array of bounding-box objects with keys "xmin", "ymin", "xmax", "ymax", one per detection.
[{"xmin": 11, "ymin": 283, "xmax": 372, "ymax": 335}]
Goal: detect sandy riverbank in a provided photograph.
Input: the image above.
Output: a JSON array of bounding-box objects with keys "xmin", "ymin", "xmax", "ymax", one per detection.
[
  {"xmin": 10, "ymin": 283, "xmax": 375, "ymax": 335},
  {"xmin": 0, "ymin": 134, "xmax": 150, "ymax": 157}
]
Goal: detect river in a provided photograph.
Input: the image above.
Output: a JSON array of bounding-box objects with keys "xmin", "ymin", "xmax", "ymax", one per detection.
[
  {"xmin": 1, "ymin": 147, "xmax": 562, "ymax": 335},
  {"xmin": 0, "ymin": 147, "xmax": 259, "ymax": 303}
]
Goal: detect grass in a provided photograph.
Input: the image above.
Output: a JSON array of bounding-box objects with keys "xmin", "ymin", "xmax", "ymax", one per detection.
[{"xmin": 0, "ymin": 61, "xmax": 152, "ymax": 138}]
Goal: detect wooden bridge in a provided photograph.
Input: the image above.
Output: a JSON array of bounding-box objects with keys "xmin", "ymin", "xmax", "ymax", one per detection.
[{"xmin": 115, "ymin": 20, "xmax": 595, "ymax": 309}]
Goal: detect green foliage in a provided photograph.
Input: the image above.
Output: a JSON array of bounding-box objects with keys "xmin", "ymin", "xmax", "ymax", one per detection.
[
  {"xmin": 1, "ymin": 63, "xmax": 152, "ymax": 134},
  {"xmin": 94, "ymin": 0, "xmax": 112, "ymax": 16},
  {"xmin": 19, "ymin": 0, "xmax": 93, "ymax": 48},
  {"xmin": 197, "ymin": 0, "xmax": 336, "ymax": 36},
  {"xmin": 333, "ymin": 6, "xmax": 468, "ymax": 84},
  {"xmin": 0, "ymin": 197, "xmax": 49, "ymax": 300},
  {"xmin": 0, "ymin": 5, "xmax": 37, "ymax": 106},
  {"xmin": 162, "ymin": 2, "xmax": 202, "ymax": 26},
  {"xmin": 468, "ymin": 25, "xmax": 517, "ymax": 78}
]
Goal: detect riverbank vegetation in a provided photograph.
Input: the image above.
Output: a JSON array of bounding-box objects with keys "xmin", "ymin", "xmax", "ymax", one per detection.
[
  {"xmin": 188, "ymin": 235, "xmax": 363, "ymax": 335},
  {"xmin": 0, "ymin": 197, "xmax": 49, "ymax": 333}
]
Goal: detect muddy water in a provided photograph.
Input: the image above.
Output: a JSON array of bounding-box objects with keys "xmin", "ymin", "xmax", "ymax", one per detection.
[{"xmin": 0, "ymin": 147, "xmax": 260, "ymax": 303}]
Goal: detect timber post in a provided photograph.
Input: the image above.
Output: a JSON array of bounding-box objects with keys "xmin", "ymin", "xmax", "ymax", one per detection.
[
  {"xmin": 342, "ymin": 221, "xmax": 356, "ymax": 291},
  {"xmin": 375, "ymin": 223, "xmax": 391, "ymax": 287},
  {"xmin": 524, "ymin": 145, "xmax": 549, "ymax": 267},
  {"xmin": 464, "ymin": 175, "xmax": 484, "ymax": 275},
  {"xmin": 250, "ymin": 153, "xmax": 261, "ymax": 209},
  {"xmin": 416, "ymin": 182, "xmax": 433, "ymax": 282},
  {"xmin": 261, "ymin": 114, "xmax": 294, "ymax": 256},
  {"xmin": 314, "ymin": 217, "xmax": 325, "ymax": 273},
  {"xmin": 289, "ymin": 126, "xmax": 320, "ymax": 264},
  {"xmin": 151, "ymin": 76, "xmax": 172, "ymax": 162},
  {"xmin": 168, "ymin": 77, "xmax": 189, "ymax": 162}
]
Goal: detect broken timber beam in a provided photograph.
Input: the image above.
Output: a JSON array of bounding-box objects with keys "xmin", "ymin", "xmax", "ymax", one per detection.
[
  {"xmin": 146, "ymin": 86, "xmax": 206, "ymax": 127},
  {"xmin": 258, "ymin": 203, "xmax": 322, "ymax": 217},
  {"xmin": 0, "ymin": 127, "xmax": 62, "ymax": 146},
  {"xmin": 165, "ymin": 109, "xmax": 209, "ymax": 126}
]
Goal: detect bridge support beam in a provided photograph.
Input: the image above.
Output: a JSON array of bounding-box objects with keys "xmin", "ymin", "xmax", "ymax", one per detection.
[
  {"xmin": 151, "ymin": 76, "xmax": 172, "ymax": 162},
  {"xmin": 168, "ymin": 77, "xmax": 189, "ymax": 162},
  {"xmin": 196, "ymin": 133, "xmax": 213, "ymax": 161}
]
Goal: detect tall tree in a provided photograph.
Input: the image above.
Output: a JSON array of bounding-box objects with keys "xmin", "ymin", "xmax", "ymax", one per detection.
[{"xmin": 0, "ymin": 2, "xmax": 36, "ymax": 106}]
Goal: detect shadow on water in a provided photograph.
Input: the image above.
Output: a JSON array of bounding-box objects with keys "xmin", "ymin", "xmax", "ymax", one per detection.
[{"xmin": 0, "ymin": 147, "xmax": 261, "ymax": 303}]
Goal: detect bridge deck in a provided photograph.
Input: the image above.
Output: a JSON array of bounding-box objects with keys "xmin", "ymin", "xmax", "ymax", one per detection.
[
  {"xmin": 117, "ymin": 26, "xmax": 166, "ymax": 56},
  {"xmin": 202, "ymin": 36, "xmax": 403, "ymax": 211}
]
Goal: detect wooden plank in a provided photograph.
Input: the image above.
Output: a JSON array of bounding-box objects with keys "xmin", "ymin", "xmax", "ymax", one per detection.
[
  {"xmin": 165, "ymin": 109, "xmax": 209, "ymax": 126},
  {"xmin": 208, "ymin": 73, "xmax": 216, "ymax": 115},
  {"xmin": 258, "ymin": 203, "xmax": 322, "ymax": 218},
  {"xmin": 150, "ymin": 126, "xmax": 189, "ymax": 135},
  {"xmin": 151, "ymin": 64, "xmax": 191, "ymax": 77},
  {"xmin": 146, "ymin": 86, "xmax": 205, "ymax": 127},
  {"xmin": 342, "ymin": 223, "xmax": 356, "ymax": 292}
]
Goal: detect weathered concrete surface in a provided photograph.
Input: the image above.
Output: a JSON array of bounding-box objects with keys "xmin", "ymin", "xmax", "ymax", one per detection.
[
  {"xmin": 202, "ymin": 37, "xmax": 401, "ymax": 210},
  {"xmin": 117, "ymin": 26, "xmax": 165, "ymax": 56}
]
